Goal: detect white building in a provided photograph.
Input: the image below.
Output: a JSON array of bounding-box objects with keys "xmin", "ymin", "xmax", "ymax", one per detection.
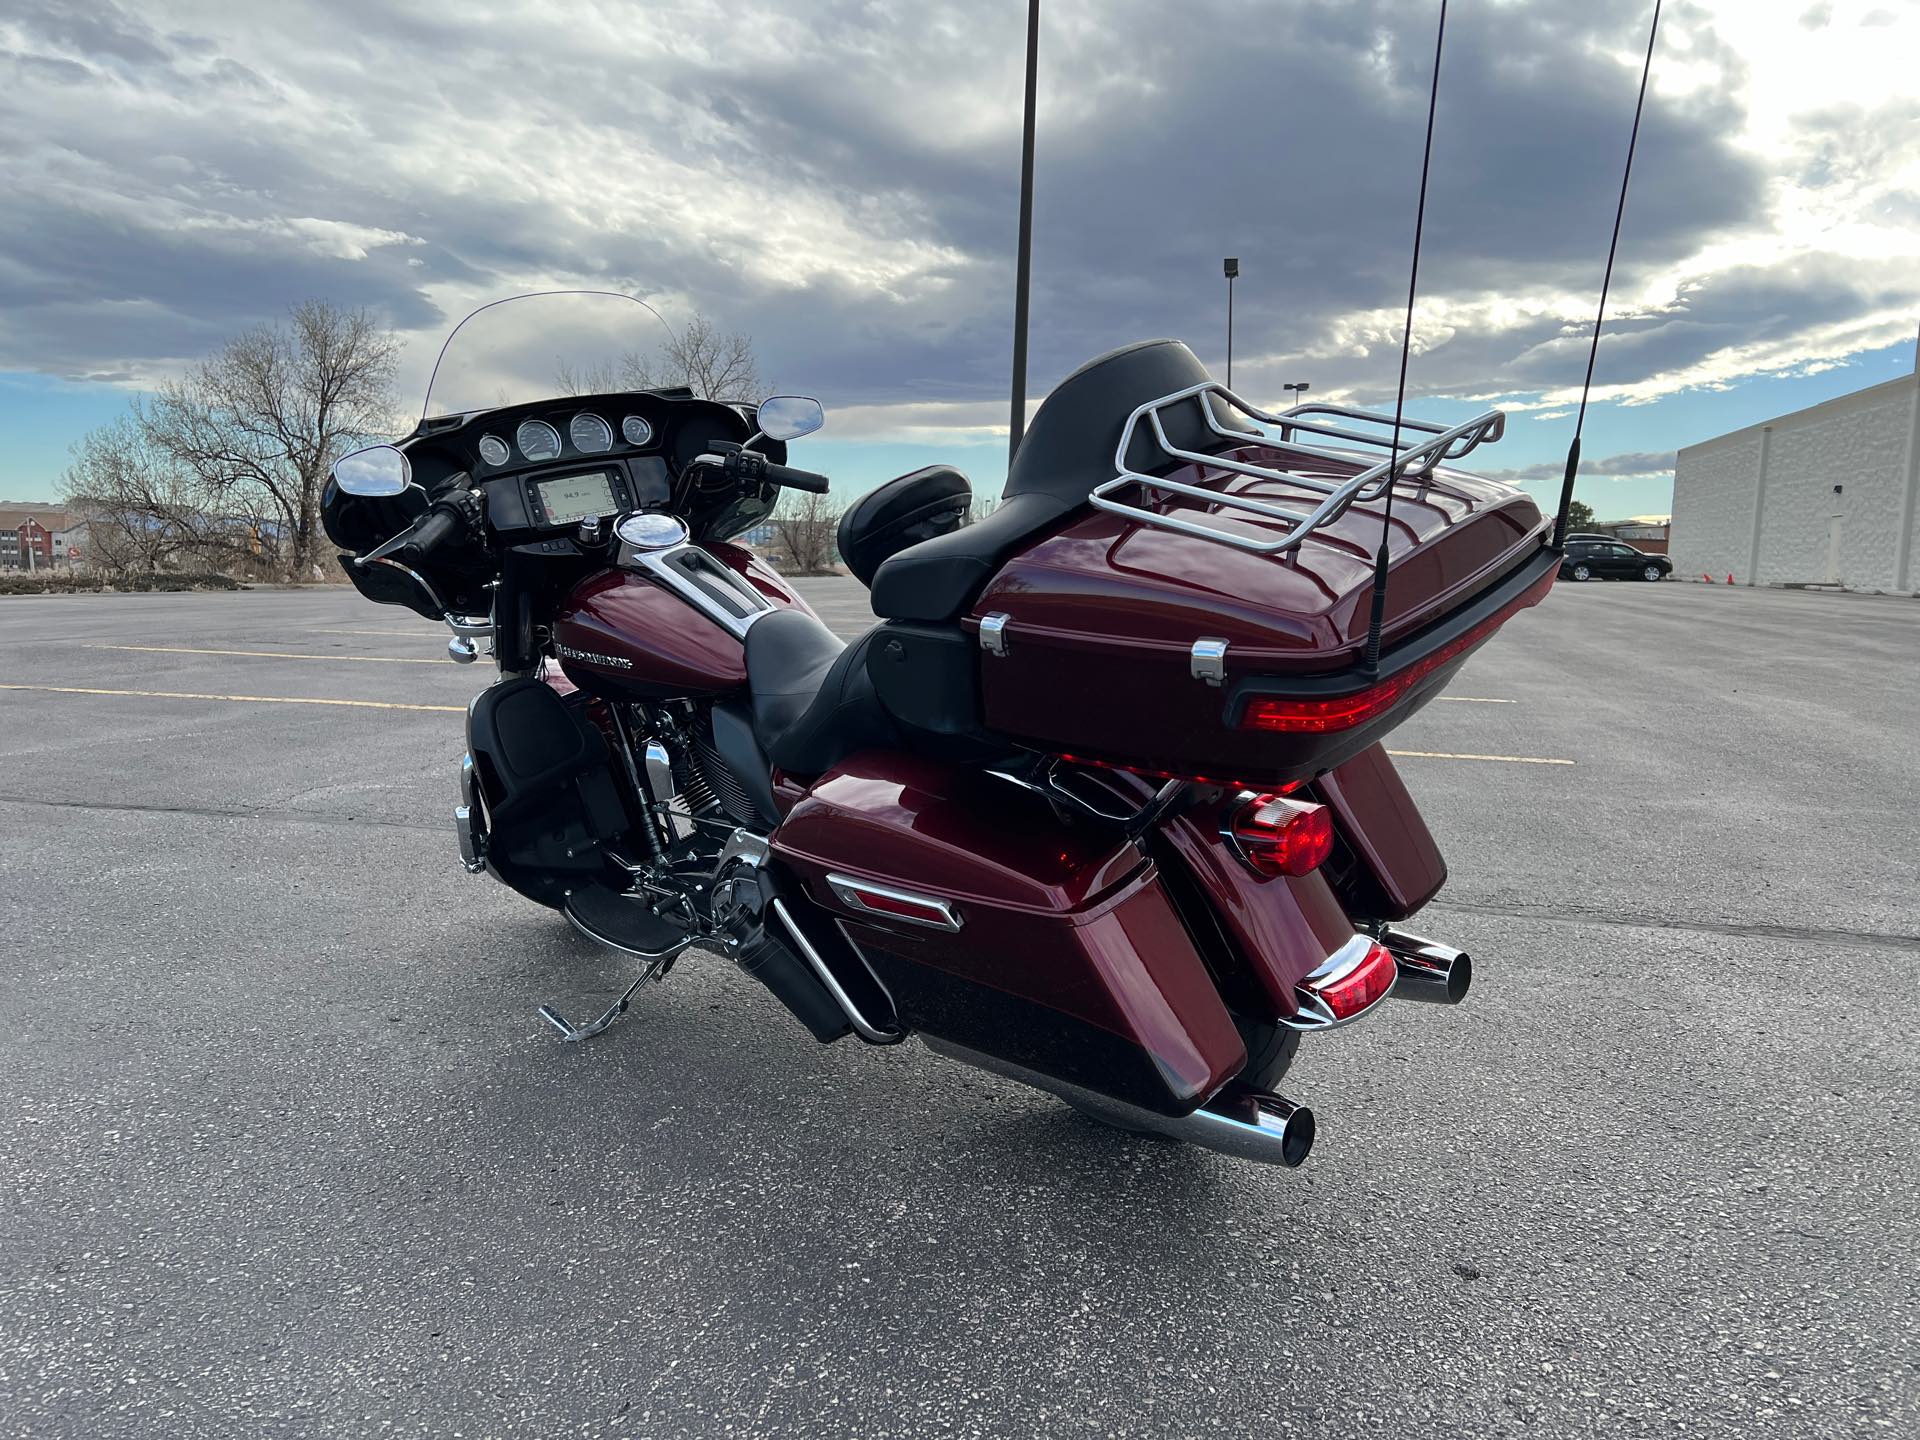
[{"xmin": 1671, "ymin": 371, "xmax": 1920, "ymax": 593}]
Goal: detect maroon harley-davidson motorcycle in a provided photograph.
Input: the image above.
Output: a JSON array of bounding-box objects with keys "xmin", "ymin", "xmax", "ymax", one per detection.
[{"xmin": 323, "ymin": 291, "xmax": 1556, "ymax": 1168}]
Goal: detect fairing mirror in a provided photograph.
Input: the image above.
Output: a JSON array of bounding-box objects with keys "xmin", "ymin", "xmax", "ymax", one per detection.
[
  {"xmin": 755, "ymin": 396, "xmax": 824, "ymax": 443},
  {"xmin": 333, "ymin": 445, "xmax": 413, "ymax": 497}
]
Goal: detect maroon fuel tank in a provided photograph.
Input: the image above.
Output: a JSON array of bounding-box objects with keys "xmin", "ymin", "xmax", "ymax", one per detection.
[{"xmin": 550, "ymin": 546, "xmax": 819, "ymax": 700}]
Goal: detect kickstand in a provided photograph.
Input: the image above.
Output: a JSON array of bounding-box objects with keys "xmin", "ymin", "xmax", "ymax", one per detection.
[{"xmin": 538, "ymin": 952, "xmax": 672, "ymax": 1042}]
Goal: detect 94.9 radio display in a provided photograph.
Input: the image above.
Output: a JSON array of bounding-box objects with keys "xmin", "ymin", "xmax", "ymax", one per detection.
[{"xmin": 534, "ymin": 470, "xmax": 618, "ymax": 525}]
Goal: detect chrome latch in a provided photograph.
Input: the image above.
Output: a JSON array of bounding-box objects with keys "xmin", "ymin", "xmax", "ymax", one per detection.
[
  {"xmin": 1191, "ymin": 637, "xmax": 1228, "ymax": 686},
  {"xmin": 979, "ymin": 613, "xmax": 1010, "ymax": 657}
]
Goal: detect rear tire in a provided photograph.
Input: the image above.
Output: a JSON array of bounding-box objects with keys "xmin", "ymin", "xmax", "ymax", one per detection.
[{"xmin": 1241, "ymin": 1021, "xmax": 1302, "ymax": 1092}]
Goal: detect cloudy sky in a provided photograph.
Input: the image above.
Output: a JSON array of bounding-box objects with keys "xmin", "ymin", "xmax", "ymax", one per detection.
[{"xmin": 3, "ymin": 0, "xmax": 1917, "ymax": 519}]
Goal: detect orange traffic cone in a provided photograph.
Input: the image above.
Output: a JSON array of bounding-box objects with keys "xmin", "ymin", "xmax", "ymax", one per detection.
[
  {"xmin": 1701, "ymin": 572, "xmax": 1712, "ymax": 582},
  {"xmin": 1725, "ymin": 573, "xmax": 1735, "ymax": 585}
]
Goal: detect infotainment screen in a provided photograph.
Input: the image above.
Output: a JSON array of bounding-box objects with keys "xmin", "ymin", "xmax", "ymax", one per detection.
[{"xmin": 534, "ymin": 470, "xmax": 618, "ymax": 525}]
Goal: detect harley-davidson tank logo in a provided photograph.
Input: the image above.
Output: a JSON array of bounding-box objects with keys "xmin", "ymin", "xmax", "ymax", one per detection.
[{"xmin": 556, "ymin": 643, "xmax": 633, "ymax": 670}]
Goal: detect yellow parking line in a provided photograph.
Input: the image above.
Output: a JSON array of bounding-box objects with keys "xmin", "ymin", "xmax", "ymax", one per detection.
[
  {"xmin": 10, "ymin": 682, "xmax": 1564, "ymax": 760},
  {"xmin": 308, "ymin": 627, "xmax": 444, "ymax": 637},
  {"xmin": 1389, "ymin": 749, "xmax": 1573, "ymax": 766},
  {"xmin": 0, "ymin": 683, "xmax": 463, "ymax": 713},
  {"xmin": 84, "ymin": 643, "xmax": 442, "ymax": 665}
]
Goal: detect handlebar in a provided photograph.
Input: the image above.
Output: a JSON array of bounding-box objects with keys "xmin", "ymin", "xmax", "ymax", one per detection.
[
  {"xmin": 405, "ymin": 506, "xmax": 464, "ymax": 557},
  {"xmin": 762, "ymin": 460, "xmax": 831, "ymax": 494},
  {"xmin": 355, "ymin": 495, "xmax": 475, "ymax": 568},
  {"xmin": 696, "ymin": 445, "xmax": 830, "ymax": 495}
]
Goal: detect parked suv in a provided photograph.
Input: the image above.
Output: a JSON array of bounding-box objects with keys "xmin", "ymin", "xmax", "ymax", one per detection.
[{"xmin": 1560, "ymin": 535, "xmax": 1671, "ymax": 582}]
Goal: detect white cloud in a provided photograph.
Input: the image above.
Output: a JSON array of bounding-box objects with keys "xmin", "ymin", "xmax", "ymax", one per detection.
[{"xmin": 0, "ymin": 0, "xmax": 1913, "ymax": 459}]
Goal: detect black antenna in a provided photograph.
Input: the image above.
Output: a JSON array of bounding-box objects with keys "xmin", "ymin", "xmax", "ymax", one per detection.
[
  {"xmin": 1008, "ymin": 0, "xmax": 1041, "ymax": 465},
  {"xmin": 1553, "ymin": 0, "xmax": 1662, "ymax": 550},
  {"xmin": 1362, "ymin": 0, "xmax": 1448, "ymax": 672}
]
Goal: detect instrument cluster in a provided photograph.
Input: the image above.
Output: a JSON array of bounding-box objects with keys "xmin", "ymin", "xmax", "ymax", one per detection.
[{"xmin": 474, "ymin": 409, "xmax": 657, "ymax": 473}]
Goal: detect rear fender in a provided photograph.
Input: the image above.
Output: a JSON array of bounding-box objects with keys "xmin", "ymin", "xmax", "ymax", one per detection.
[{"xmin": 1157, "ymin": 798, "xmax": 1357, "ymax": 1024}]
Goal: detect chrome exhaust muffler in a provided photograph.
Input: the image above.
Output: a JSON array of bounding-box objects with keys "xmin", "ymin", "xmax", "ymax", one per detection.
[
  {"xmin": 923, "ymin": 1037, "xmax": 1316, "ymax": 1168},
  {"xmin": 1379, "ymin": 928, "xmax": 1472, "ymax": 1005}
]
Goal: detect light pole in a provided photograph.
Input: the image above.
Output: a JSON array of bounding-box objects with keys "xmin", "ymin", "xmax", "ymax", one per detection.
[
  {"xmin": 1282, "ymin": 381, "xmax": 1310, "ymax": 409},
  {"xmin": 1008, "ymin": 0, "xmax": 1041, "ymax": 465},
  {"xmin": 1223, "ymin": 257, "xmax": 1239, "ymax": 388}
]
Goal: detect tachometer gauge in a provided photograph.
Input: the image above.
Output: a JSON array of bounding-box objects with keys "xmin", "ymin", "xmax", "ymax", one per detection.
[
  {"xmin": 621, "ymin": 415, "xmax": 654, "ymax": 447},
  {"xmin": 570, "ymin": 412, "xmax": 614, "ymax": 454},
  {"xmin": 515, "ymin": 419, "xmax": 562, "ymax": 461},
  {"xmin": 477, "ymin": 434, "xmax": 511, "ymax": 467}
]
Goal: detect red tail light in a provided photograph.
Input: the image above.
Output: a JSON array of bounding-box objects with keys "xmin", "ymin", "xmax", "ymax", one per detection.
[
  {"xmin": 1227, "ymin": 793, "xmax": 1334, "ymax": 877},
  {"xmin": 1240, "ymin": 566, "xmax": 1554, "ymax": 735},
  {"xmin": 1302, "ymin": 939, "xmax": 1399, "ymax": 1021}
]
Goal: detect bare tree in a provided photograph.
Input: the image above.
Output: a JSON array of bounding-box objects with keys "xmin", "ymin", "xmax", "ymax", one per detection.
[
  {"xmin": 767, "ymin": 488, "xmax": 841, "ymax": 575},
  {"xmin": 622, "ymin": 314, "xmax": 761, "ymax": 402},
  {"xmin": 61, "ymin": 415, "xmax": 249, "ymax": 576},
  {"xmin": 134, "ymin": 302, "xmax": 399, "ymax": 580}
]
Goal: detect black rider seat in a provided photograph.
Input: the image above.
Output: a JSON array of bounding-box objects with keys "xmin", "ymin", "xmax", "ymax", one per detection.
[{"xmin": 744, "ymin": 609, "xmax": 898, "ymax": 776}]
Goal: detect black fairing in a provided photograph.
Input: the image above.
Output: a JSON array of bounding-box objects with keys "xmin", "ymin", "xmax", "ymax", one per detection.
[{"xmin": 467, "ymin": 678, "xmax": 630, "ymax": 908}]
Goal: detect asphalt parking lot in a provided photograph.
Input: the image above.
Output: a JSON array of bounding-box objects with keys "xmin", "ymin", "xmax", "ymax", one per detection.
[{"xmin": 2, "ymin": 578, "xmax": 1915, "ymax": 1438}]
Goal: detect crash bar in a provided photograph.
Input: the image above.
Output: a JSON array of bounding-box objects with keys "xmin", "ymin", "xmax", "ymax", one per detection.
[{"xmin": 1088, "ymin": 382, "xmax": 1505, "ymax": 556}]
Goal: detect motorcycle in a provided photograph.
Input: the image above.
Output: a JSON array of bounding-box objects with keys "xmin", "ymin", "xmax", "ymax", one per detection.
[{"xmin": 323, "ymin": 290, "xmax": 1556, "ymax": 1168}]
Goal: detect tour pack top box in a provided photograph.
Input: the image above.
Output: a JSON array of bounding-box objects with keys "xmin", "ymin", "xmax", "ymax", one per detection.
[{"xmin": 867, "ymin": 338, "xmax": 1558, "ymax": 787}]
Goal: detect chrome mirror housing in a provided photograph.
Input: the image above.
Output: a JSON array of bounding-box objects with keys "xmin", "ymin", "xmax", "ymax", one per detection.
[
  {"xmin": 755, "ymin": 396, "xmax": 824, "ymax": 443},
  {"xmin": 332, "ymin": 444, "xmax": 413, "ymax": 497}
]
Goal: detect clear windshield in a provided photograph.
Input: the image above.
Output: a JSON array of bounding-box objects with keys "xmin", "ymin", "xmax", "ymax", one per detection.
[{"xmin": 422, "ymin": 291, "xmax": 678, "ymax": 420}]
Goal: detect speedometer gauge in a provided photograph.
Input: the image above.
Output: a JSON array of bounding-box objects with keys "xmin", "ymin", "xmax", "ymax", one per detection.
[
  {"xmin": 621, "ymin": 415, "xmax": 654, "ymax": 447},
  {"xmin": 477, "ymin": 434, "xmax": 511, "ymax": 467},
  {"xmin": 569, "ymin": 412, "xmax": 613, "ymax": 453},
  {"xmin": 515, "ymin": 419, "xmax": 561, "ymax": 461}
]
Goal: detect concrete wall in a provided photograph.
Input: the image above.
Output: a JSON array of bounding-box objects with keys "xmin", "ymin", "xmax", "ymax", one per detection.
[
  {"xmin": 1671, "ymin": 431, "xmax": 1762, "ymax": 580},
  {"xmin": 1671, "ymin": 373, "xmax": 1919, "ymax": 592}
]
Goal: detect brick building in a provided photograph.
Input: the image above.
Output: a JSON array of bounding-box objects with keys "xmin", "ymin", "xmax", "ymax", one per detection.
[
  {"xmin": 1671, "ymin": 372, "xmax": 1920, "ymax": 592},
  {"xmin": 0, "ymin": 506, "xmax": 86, "ymax": 570}
]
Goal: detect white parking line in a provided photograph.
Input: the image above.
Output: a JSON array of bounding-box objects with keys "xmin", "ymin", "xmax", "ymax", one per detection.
[
  {"xmin": 1388, "ymin": 749, "xmax": 1573, "ymax": 765},
  {"xmin": 1436, "ymin": 696, "xmax": 1515, "ymax": 704}
]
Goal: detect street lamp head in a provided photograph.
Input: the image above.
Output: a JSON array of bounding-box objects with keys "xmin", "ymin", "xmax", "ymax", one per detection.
[{"xmin": 1223, "ymin": 257, "xmax": 1240, "ymax": 279}]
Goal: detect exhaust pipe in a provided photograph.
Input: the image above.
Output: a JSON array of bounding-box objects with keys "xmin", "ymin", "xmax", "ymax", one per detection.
[
  {"xmin": 1380, "ymin": 928, "xmax": 1472, "ymax": 1005},
  {"xmin": 923, "ymin": 1037, "xmax": 1316, "ymax": 1168}
]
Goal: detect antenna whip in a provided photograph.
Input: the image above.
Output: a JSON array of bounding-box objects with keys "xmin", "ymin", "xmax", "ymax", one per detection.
[
  {"xmin": 1362, "ymin": 0, "xmax": 1448, "ymax": 672},
  {"xmin": 1553, "ymin": 0, "xmax": 1663, "ymax": 550}
]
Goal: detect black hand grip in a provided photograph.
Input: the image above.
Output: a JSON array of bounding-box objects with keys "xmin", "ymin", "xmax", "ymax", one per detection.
[
  {"xmin": 401, "ymin": 506, "xmax": 462, "ymax": 558},
  {"xmin": 764, "ymin": 462, "xmax": 831, "ymax": 494}
]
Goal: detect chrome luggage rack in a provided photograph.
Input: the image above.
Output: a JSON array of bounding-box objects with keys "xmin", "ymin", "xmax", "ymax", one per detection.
[{"xmin": 1088, "ymin": 382, "xmax": 1506, "ymax": 556}]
